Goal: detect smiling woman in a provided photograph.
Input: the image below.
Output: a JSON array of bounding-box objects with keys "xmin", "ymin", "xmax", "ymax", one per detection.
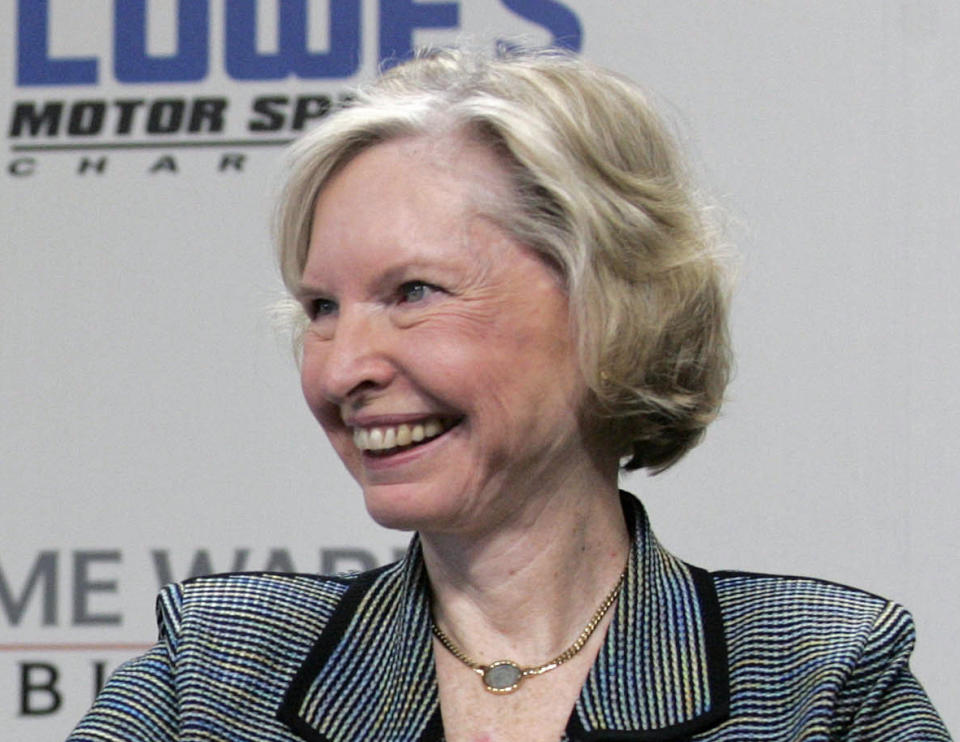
[
  {"xmin": 67, "ymin": 47, "xmax": 950, "ymax": 742},
  {"xmin": 297, "ymin": 136, "xmax": 589, "ymax": 536}
]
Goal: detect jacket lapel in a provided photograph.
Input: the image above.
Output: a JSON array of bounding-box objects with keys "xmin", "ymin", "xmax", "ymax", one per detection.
[
  {"xmin": 277, "ymin": 547, "xmax": 443, "ymax": 742},
  {"xmin": 567, "ymin": 493, "xmax": 729, "ymax": 740}
]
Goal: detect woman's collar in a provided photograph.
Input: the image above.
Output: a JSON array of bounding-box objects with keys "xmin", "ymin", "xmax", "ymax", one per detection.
[{"xmin": 278, "ymin": 492, "xmax": 730, "ymax": 742}]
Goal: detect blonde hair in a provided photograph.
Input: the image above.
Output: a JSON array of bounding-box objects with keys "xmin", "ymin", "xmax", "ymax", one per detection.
[{"xmin": 275, "ymin": 47, "xmax": 732, "ymax": 473}]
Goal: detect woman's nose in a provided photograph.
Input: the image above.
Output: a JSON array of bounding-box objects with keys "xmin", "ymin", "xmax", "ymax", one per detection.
[{"xmin": 307, "ymin": 307, "xmax": 396, "ymax": 405}]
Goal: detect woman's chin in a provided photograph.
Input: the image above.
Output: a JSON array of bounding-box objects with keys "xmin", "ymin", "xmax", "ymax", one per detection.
[{"xmin": 360, "ymin": 482, "xmax": 455, "ymax": 533}]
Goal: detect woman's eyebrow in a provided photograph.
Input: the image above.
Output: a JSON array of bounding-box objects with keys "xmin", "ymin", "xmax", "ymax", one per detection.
[
  {"xmin": 292, "ymin": 278, "xmax": 324, "ymax": 300},
  {"xmin": 294, "ymin": 258, "xmax": 458, "ymax": 299}
]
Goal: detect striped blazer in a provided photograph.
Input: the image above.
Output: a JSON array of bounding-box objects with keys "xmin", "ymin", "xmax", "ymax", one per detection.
[{"xmin": 69, "ymin": 494, "xmax": 950, "ymax": 741}]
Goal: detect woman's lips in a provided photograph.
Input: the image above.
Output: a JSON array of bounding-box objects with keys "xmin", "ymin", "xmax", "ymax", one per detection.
[{"xmin": 352, "ymin": 417, "xmax": 461, "ymax": 455}]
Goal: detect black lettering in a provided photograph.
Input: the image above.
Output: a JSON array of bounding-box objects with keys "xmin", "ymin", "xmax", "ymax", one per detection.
[
  {"xmin": 77, "ymin": 157, "xmax": 108, "ymax": 175},
  {"xmin": 188, "ymin": 98, "xmax": 227, "ymax": 133},
  {"xmin": 9, "ymin": 101, "xmax": 64, "ymax": 137},
  {"xmin": 292, "ymin": 95, "xmax": 332, "ymax": 131},
  {"xmin": 72, "ymin": 551, "xmax": 121, "ymax": 626},
  {"xmin": 93, "ymin": 661, "xmax": 109, "ymax": 696},
  {"xmin": 9, "ymin": 158, "xmax": 37, "ymax": 177},
  {"xmin": 67, "ymin": 101, "xmax": 106, "ymax": 136},
  {"xmin": 148, "ymin": 155, "xmax": 178, "ymax": 173},
  {"xmin": 150, "ymin": 549, "xmax": 251, "ymax": 585},
  {"xmin": 321, "ymin": 549, "xmax": 376, "ymax": 575},
  {"xmin": 147, "ymin": 100, "xmax": 185, "ymax": 134},
  {"xmin": 219, "ymin": 153, "xmax": 245, "ymax": 172},
  {"xmin": 0, "ymin": 552, "xmax": 57, "ymax": 626},
  {"xmin": 263, "ymin": 549, "xmax": 295, "ymax": 573},
  {"xmin": 19, "ymin": 663, "xmax": 61, "ymax": 715},
  {"xmin": 248, "ymin": 96, "xmax": 287, "ymax": 132},
  {"xmin": 114, "ymin": 99, "xmax": 145, "ymax": 135}
]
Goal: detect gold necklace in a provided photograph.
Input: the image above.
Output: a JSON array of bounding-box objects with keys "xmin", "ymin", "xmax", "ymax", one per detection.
[{"xmin": 431, "ymin": 567, "xmax": 627, "ymax": 694}]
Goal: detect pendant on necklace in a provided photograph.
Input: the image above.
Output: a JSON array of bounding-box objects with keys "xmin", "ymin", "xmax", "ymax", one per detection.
[{"xmin": 480, "ymin": 660, "xmax": 524, "ymax": 693}]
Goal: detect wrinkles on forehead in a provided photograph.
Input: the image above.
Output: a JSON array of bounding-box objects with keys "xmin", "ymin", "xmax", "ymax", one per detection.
[{"xmin": 304, "ymin": 131, "xmax": 519, "ymax": 264}]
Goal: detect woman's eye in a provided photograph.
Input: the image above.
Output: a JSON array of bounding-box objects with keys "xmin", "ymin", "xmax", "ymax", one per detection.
[
  {"xmin": 307, "ymin": 298, "xmax": 337, "ymax": 320},
  {"xmin": 399, "ymin": 281, "xmax": 439, "ymax": 304}
]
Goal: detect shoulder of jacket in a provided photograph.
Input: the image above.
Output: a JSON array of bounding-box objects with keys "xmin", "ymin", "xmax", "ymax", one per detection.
[
  {"xmin": 153, "ymin": 568, "xmax": 389, "ymax": 652},
  {"xmin": 712, "ymin": 568, "xmax": 890, "ymax": 602},
  {"xmin": 710, "ymin": 569, "xmax": 914, "ymax": 643}
]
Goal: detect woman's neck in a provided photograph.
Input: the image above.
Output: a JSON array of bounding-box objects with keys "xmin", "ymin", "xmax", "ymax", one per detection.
[{"xmin": 420, "ymin": 479, "xmax": 630, "ymax": 665}]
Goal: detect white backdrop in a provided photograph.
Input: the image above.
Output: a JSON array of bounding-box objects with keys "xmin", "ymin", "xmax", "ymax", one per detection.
[{"xmin": 1, "ymin": 2, "xmax": 956, "ymax": 738}]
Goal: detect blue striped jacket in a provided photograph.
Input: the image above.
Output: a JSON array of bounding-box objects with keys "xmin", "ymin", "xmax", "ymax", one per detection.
[{"xmin": 69, "ymin": 494, "xmax": 950, "ymax": 741}]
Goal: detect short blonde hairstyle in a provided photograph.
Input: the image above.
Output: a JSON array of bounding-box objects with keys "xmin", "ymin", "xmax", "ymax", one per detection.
[{"xmin": 276, "ymin": 47, "xmax": 732, "ymax": 473}]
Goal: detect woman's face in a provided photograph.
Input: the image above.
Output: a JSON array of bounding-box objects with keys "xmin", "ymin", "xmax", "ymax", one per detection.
[{"xmin": 298, "ymin": 135, "xmax": 598, "ymax": 535}]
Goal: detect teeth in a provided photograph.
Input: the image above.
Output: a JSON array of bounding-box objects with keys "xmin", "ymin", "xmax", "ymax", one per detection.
[{"xmin": 352, "ymin": 418, "xmax": 451, "ymax": 453}]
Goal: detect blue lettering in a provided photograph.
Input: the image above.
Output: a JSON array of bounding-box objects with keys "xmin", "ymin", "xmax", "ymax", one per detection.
[
  {"xmin": 226, "ymin": 0, "xmax": 361, "ymax": 80},
  {"xmin": 114, "ymin": 0, "xmax": 209, "ymax": 83},
  {"xmin": 379, "ymin": 0, "xmax": 459, "ymax": 67},
  {"xmin": 16, "ymin": 0, "xmax": 580, "ymax": 87},
  {"xmin": 17, "ymin": 0, "xmax": 98, "ymax": 85},
  {"xmin": 500, "ymin": 0, "xmax": 582, "ymax": 51}
]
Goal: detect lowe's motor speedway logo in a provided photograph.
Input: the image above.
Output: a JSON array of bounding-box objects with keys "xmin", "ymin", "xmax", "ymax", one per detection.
[{"xmin": 6, "ymin": 0, "xmax": 582, "ymax": 177}]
